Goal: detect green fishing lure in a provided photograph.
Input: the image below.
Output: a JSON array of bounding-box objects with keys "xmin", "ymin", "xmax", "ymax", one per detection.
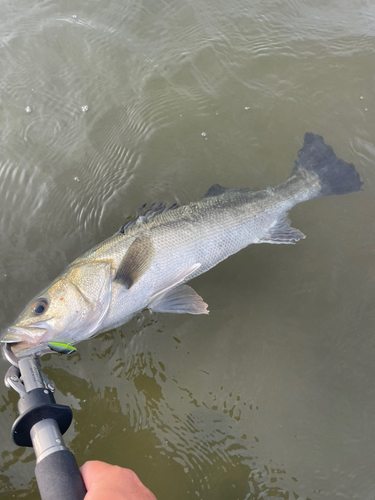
[{"xmin": 47, "ymin": 342, "xmax": 77, "ymax": 355}]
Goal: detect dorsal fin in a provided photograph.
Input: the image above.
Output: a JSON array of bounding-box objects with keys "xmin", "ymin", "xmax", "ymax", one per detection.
[
  {"xmin": 202, "ymin": 184, "xmax": 251, "ymax": 199},
  {"xmin": 119, "ymin": 202, "xmax": 179, "ymax": 233}
]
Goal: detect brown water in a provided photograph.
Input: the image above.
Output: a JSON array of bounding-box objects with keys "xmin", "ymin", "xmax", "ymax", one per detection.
[{"xmin": 1, "ymin": 0, "xmax": 375, "ymax": 499}]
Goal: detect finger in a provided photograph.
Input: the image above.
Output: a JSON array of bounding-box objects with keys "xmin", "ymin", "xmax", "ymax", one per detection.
[{"xmin": 81, "ymin": 461, "xmax": 157, "ymax": 500}]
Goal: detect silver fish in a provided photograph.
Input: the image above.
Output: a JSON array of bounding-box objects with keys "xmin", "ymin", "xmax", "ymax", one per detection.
[{"xmin": 2, "ymin": 133, "xmax": 362, "ymax": 358}]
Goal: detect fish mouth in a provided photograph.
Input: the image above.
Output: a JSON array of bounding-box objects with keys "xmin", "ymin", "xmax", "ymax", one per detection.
[
  {"xmin": 1, "ymin": 326, "xmax": 47, "ymax": 343},
  {"xmin": 1, "ymin": 326, "xmax": 49, "ymax": 359}
]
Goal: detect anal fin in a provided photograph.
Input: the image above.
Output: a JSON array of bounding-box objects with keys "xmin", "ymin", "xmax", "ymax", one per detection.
[
  {"xmin": 149, "ymin": 284, "xmax": 209, "ymax": 315},
  {"xmin": 259, "ymin": 215, "xmax": 305, "ymax": 245}
]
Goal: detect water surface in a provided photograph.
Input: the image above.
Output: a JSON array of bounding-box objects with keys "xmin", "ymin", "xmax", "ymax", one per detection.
[{"xmin": 1, "ymin": 0, "xmax": 375, "ymax": 499}]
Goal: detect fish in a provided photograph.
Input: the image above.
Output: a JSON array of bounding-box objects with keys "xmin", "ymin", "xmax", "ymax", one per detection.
[{"xmin": 1, "ymin": 133, "xmax": 362, "ymax": 358}]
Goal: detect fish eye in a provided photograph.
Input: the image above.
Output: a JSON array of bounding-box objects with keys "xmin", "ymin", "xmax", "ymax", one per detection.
[{"xmin": 32, "ymin": 298, "xmax": 49, "ymax": 315}]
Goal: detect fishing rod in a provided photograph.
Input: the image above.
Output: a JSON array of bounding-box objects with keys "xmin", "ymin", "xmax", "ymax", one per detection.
[{"xmin": 2, "ymin": 343, "xmax": 86, "ymax": 500}]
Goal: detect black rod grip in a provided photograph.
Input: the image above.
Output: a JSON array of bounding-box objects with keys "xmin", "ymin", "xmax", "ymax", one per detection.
[{"xmin": 35, "ymin": 449, "xmax": 86, "ymax": 500}]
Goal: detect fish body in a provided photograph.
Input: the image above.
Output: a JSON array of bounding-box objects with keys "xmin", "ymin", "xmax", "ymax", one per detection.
[{"xmin": 2, "ymin": 133, "xmax": 363, "ymax": 357}]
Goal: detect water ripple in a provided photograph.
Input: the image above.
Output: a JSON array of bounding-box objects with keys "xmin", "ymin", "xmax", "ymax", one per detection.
[{"xmin": 0, "ymin": 1, "xmax": 374, "ymax": 499}]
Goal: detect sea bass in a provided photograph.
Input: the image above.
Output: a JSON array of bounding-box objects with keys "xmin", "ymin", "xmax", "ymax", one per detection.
[{"xmin": 2, "ymin": 133, "xmax": 362, "ymax": 358}]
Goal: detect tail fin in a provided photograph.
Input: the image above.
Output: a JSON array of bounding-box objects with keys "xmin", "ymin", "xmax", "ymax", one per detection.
[{"xmin": 293, "ymin": 133, "xmax": 363, "ymax": 196}]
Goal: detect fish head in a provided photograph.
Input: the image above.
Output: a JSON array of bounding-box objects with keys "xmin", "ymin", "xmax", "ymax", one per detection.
[{"xmin": 2, "ymin": 260, "xmax": 113, "ymax": 358}]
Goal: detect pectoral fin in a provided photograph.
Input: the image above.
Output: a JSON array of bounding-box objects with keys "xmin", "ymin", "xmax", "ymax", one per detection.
[
  {"xmin": 114, "ymin": 234, "xmax": 155, "ymax": 289},
  {"xmin": 259, "ymin": 214, "xmax": 305, "ymax": 244},
  {"xmin": 149, "ymin": 284, "xmax": 209, "ymax": 315}
]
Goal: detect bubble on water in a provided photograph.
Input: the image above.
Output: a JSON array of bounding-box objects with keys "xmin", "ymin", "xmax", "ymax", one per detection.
[
  {"xmin": 81, "ymin": 105, "xmax": 89, "ymax": 112},
  {"xmin": 244, "ymin": 106, "xmax": 250, "ymax": 110},
  {"xmin": 201, "ymin": 132, "xmax": 206, "ymax": 137},
  {"xmin": 74, "ymin": 176, "xmax": 80, "ymax": 182},
  {"xmin": 365, "ymin": 108, "xmax": 368, "ymax": 111},
  {"xmin": 360, "ymin": 96, "xmax": 364, "ymax": 100},
  {"xmin": 72, "ymin": 14, "xmax": 77, "ymax": 18},
  {"xmin": 25, "ymin": 106, "xmax": 32, "ymax": 113}
]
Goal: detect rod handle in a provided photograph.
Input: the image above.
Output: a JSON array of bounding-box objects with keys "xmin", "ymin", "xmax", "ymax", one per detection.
[{"xmin": 35, "ymin": 449, "xmax": 86, "ymax": 500}]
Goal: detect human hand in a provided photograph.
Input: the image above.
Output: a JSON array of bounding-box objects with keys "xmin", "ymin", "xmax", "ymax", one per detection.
[{"xmin": 81, "ymin": 460, "xmax": 157, "ymax": 500}]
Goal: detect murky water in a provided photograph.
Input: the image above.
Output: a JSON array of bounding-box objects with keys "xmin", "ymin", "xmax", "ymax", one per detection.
[{"xmin": 1, "ymin": 0, "xmax": 375, "ymax": 498}]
